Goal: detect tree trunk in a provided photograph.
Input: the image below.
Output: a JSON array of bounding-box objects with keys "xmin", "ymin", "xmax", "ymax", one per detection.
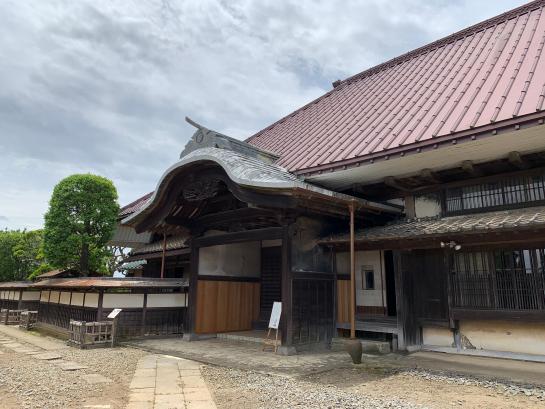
[{"xmin": 80, "ymin": 242, "xmax": 89, "ymax": 276}]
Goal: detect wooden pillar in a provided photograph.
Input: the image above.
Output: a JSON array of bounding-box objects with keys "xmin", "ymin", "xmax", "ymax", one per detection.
[
  {"xmin": 141, "ymin": 291, "xmax": 148, "ymax": 336},
  {"xmin": 279, "ymin": 223, "xmax": 295, "ymax": 355},
  {"xmin": 17, "ymin": 289, "xmax": 23, "ymax": 310},
  {"xmin": 183, "ymin": 240, "xmax": 199, "ymax": 341},
  {"xmin": 349, "ymin": 202, "xmax": 356, "ymax": 339},
  {"xmin": 160, "ymin": 231, "xmax": 167, "ymax": 279},
  {"xmin": 96, "ymin": 290, "xmax": 104, "ymax": 321}
]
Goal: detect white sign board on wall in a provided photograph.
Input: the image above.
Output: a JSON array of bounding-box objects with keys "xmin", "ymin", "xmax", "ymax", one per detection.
[{"xmin": 268, "ymin": 302, "xmax": 282, "ymax": 329}]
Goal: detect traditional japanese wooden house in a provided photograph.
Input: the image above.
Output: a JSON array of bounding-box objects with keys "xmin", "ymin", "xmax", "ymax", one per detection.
[{"xmin": 119, "ymin": 0, "xmax": 545, "ymax": 358}]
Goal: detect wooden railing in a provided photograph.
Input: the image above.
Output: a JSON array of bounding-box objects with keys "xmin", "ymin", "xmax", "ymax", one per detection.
[
  {"xmin": 19, "ymin": 311, "xmax": 38, "ymax": 330},
  {"xmin": 68, "ymin": 320, "xmax": 113, "ymax": 348},
  {"xmin": 0, "ymin": 309, "xmax": 26, "ymax": 325}
]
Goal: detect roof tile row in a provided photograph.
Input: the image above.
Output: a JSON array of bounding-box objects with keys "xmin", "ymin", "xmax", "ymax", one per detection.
[{"xmin": 247, "ymin": 0, "xmax": 545, "ymax": 173}]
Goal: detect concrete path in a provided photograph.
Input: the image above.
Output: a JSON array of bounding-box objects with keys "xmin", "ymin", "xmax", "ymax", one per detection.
[{"xmin": 128, "ymin": 354, "xmax": 217, "ymax": 409}]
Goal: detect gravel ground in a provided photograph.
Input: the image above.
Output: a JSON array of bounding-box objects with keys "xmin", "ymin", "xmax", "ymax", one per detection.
[
  {"xmin": 404, "ymin": 368, "xmax": 545, "ymax": 400},
  {"xmin": 0, "ymin": 342, "xmax": 146, "ymax": 409},
  {"xmin": 202, "ymin": 366, "xmax": 424, "ymax": 409},
  {"xmin": 202, "ymin": 364, "xmax": 545, "ymax": 409}
]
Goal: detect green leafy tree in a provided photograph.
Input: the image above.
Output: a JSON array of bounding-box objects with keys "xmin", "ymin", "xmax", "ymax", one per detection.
[
  {"xmin": 0, "ymin": 230, "xmax": 22, "ymax": 281},
  {"xmin": 0, "ymin": 229, "xmax": 46, "ymax": 281},
  {"xmin": 43, "ymin": 174, "xmax": 119, "ymax": 276}
]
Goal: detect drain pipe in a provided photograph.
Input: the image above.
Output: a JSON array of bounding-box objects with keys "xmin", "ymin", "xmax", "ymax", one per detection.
[{"xmin": 349, "ymin": 201, "xmax": 356, "ymax": 339}]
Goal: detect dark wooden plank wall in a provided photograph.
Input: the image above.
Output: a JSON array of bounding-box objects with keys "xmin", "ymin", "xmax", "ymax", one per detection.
[
  {"xmin": 394, "ymin": 249, "xmax": 450, "ymax": 349},
  {"xmin": 292, "ymin": 273, "xmax": 335, "ymax": 347}
]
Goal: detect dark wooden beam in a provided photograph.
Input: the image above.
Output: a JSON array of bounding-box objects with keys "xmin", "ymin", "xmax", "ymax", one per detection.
[
  {"xmin": 194, "ymin": 227, "xmax": 283, "ymax": 247},
  {"xmin": 420, "ymin": 168, "xmax": 441, "ymax": 184},
  {"xmin": 461, "ymin": 160, "xmax": 482, "ymax": 177},
  {"xmin": 384, "ymin": 176, "xmax": 410, "ymax": 192},
  {"xmin": 507, "ymin": 151, "xmax": 529, "ymax": 169},
  {"xmin": 190, "ymin": 207, "xmax": 276, "ymax": 227},
  {"xmin": 452, "ymin": 308, "xmax": 545, "ymax": 322}
]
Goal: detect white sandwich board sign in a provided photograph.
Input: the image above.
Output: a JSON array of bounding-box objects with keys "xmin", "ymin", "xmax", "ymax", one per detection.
[{"xmin": 268, "ymin": 302, "xmax": 282, "ymax": 329}]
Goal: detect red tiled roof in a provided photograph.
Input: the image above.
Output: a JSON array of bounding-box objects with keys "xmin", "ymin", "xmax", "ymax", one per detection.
[
  {"xmin": 119, "ymin": 192, "xmax": 153, "ymax": 217},
  {"xmin": 247, "ymin": 0, "xmax": 545, "ymax": 174}
]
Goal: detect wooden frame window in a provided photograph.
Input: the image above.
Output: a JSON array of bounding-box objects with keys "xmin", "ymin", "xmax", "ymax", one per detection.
[
  {"xmin": 444, "ymin": 173, "xmax": 545, "ymax": 215},
  {"xmin": 361, "ymin": 266, "xmax": 375, "ymax": 290},
  {"xmin": 449, "ymin": 248, "xmax": 545, "ymax": 311}
]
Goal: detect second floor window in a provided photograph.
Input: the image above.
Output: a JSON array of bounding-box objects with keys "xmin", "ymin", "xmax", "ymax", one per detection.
[{"xmin": 445, "ymin": 173, "xmax": 545, "ymax": 215}]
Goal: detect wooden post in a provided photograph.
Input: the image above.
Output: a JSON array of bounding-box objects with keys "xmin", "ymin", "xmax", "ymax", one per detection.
[
  {"xmin": 160, "ymin": 231, "xmax": 167, "ymax": 279},
  {"xmin": 17, "ymin": 290, "xmax": 23, "ymax": 310},
  {"xmin": 96, "ymin": 291, "xmax": 104, "ymax": 322},
  {"xmin": 111, "ymin": 316, "xmax": 119, "ymax": 347},
  {"xmin": 279, "ymin": 223, "xmax": 295, "ymax": 354},
  {"xmin": 183, "ymin": 240, "xmax": 199, "ymax": 340},
  {"xmin": 349, "ymin": 202, "xmax": 356, "ymax": 339},
  {"xmin": 141, "ymin": 292, "xmax": 148, "ymax": 336}
]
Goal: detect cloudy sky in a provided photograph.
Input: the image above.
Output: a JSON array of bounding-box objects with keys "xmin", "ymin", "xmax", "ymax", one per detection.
[{"xmin": 0, "ymin": 0, "xmax": 526, "ymax": 230}]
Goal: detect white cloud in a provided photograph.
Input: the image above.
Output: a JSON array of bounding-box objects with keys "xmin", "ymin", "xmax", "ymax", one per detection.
[{"xmin": 0, "ymin": 0, "xmax": 526, "ymax": 229}]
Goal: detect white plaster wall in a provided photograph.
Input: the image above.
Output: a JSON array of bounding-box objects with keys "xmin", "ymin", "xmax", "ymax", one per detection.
[
  {"xmin": 103, "ymin": 293, "xmax": 144, "ymax": 309},
  {"xmin": 415, "ymin": 194, "xmax": 442, "ymax": 218},
  {"xmin": 40, "ymin": 291, "xmax": 50, "ymax": 302},
  {"xmin": 337, "ymin": 250, "xmax": 386, "ymax": 307},
  {"xmin": 71, "ymin": 292, "xmax": 84, "ymax": 306},
  {"xmin": 460, "ymin": 320, "xmax": 545, "ymax": 356},
  {"xmin": 49, "ymin": 291, "xmax": 60, "ymax": 304},
  {"xmin": 147, "ymin": 293, "xmax": 187, "ymax": 308},
  {"xmin": 59, "ymin": 291, "xmax": 71, "ymax": 305},
  {"xmin": 199, "ymin": 241, "xmax": 260, "ymax": 277},
  {"xmin": 423, "ymin": 327, "xmax": 453, "ymax": 347},
  {"xmin": 21, "ymin": 291, "xmax": 40, "ymax": 301},
  {"xmin": 9, "ymin": 290, "xmax": 19, "ymax": 300},
  {"xmin": 84, "ymin": 292, "xmax": 99, "ymax": 308}
]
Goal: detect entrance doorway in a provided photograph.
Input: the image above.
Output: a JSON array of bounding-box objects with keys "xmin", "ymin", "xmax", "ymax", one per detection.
[{"xmin": 257, "ymin": 246, "xmax": 282, "ymax": 327}]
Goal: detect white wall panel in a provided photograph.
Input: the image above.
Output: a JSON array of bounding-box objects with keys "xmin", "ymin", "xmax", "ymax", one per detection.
[
  {"xmin": 199, "ymin": 241, "xmax": 260, "ymax": 277},
  {"xmin": 70, "ymin": 292, "xmax": 84, "ymax": 306},
  {"xmin": 337, "ymin": 250, "xmax": 387, "ymax": 307},
  {"xmin": 40, "ymin": 291, "xmax": 50, "ymax": 302},
  {"xmin": 59, "ymin": 291, "xmax": 71, "ymax": 305},
  {"xmin": 147, "ymin": 293, "xmax": 187, "ymax": 308},
  {"xmin": 84, "ymin": 292, "xmax": 99, "ymax": 308},
  {"xmin": 49, "ymin": 291, "xmax": 60, "ymax": 304},
  {"xmin": 103, "ymin": 293, "xmax": 144, "ymax": 309},
  {"xmin": 21, "ymin": 291, "xmax": 40, "ymax": 301}
]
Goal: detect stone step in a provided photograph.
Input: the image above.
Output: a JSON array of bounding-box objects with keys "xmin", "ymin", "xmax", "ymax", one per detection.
[{"xmin": 332, "ymin": 337, "xmax": 391, "ymax": 354}]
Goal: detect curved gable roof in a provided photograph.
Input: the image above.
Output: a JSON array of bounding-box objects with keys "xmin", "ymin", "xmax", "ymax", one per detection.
[
  {"xmin": 247, "ymin": 0, "xmax": 545, "ymax": 174},
  {"xmin": 122, "ymin": 147, "xmax": 400, "ymax": 230}
]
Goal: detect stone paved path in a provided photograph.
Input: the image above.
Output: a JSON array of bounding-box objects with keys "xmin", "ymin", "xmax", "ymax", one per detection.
[
  {"xmin": 128, "ymin": 338, "xmax": 349, "ymax": 377},
  {"xmin": 128, "ymin": 354, "xmax": 217, "ymax": 409}
]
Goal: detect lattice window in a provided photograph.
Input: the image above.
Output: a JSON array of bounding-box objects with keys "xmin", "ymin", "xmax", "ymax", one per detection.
[
  {"xmin": 445, "ymin": 173, "xmax": 545, "ymax": 215},
  {"xmin": 450, "ymin": 248, "xmax": 545, "ymax": 311}
]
